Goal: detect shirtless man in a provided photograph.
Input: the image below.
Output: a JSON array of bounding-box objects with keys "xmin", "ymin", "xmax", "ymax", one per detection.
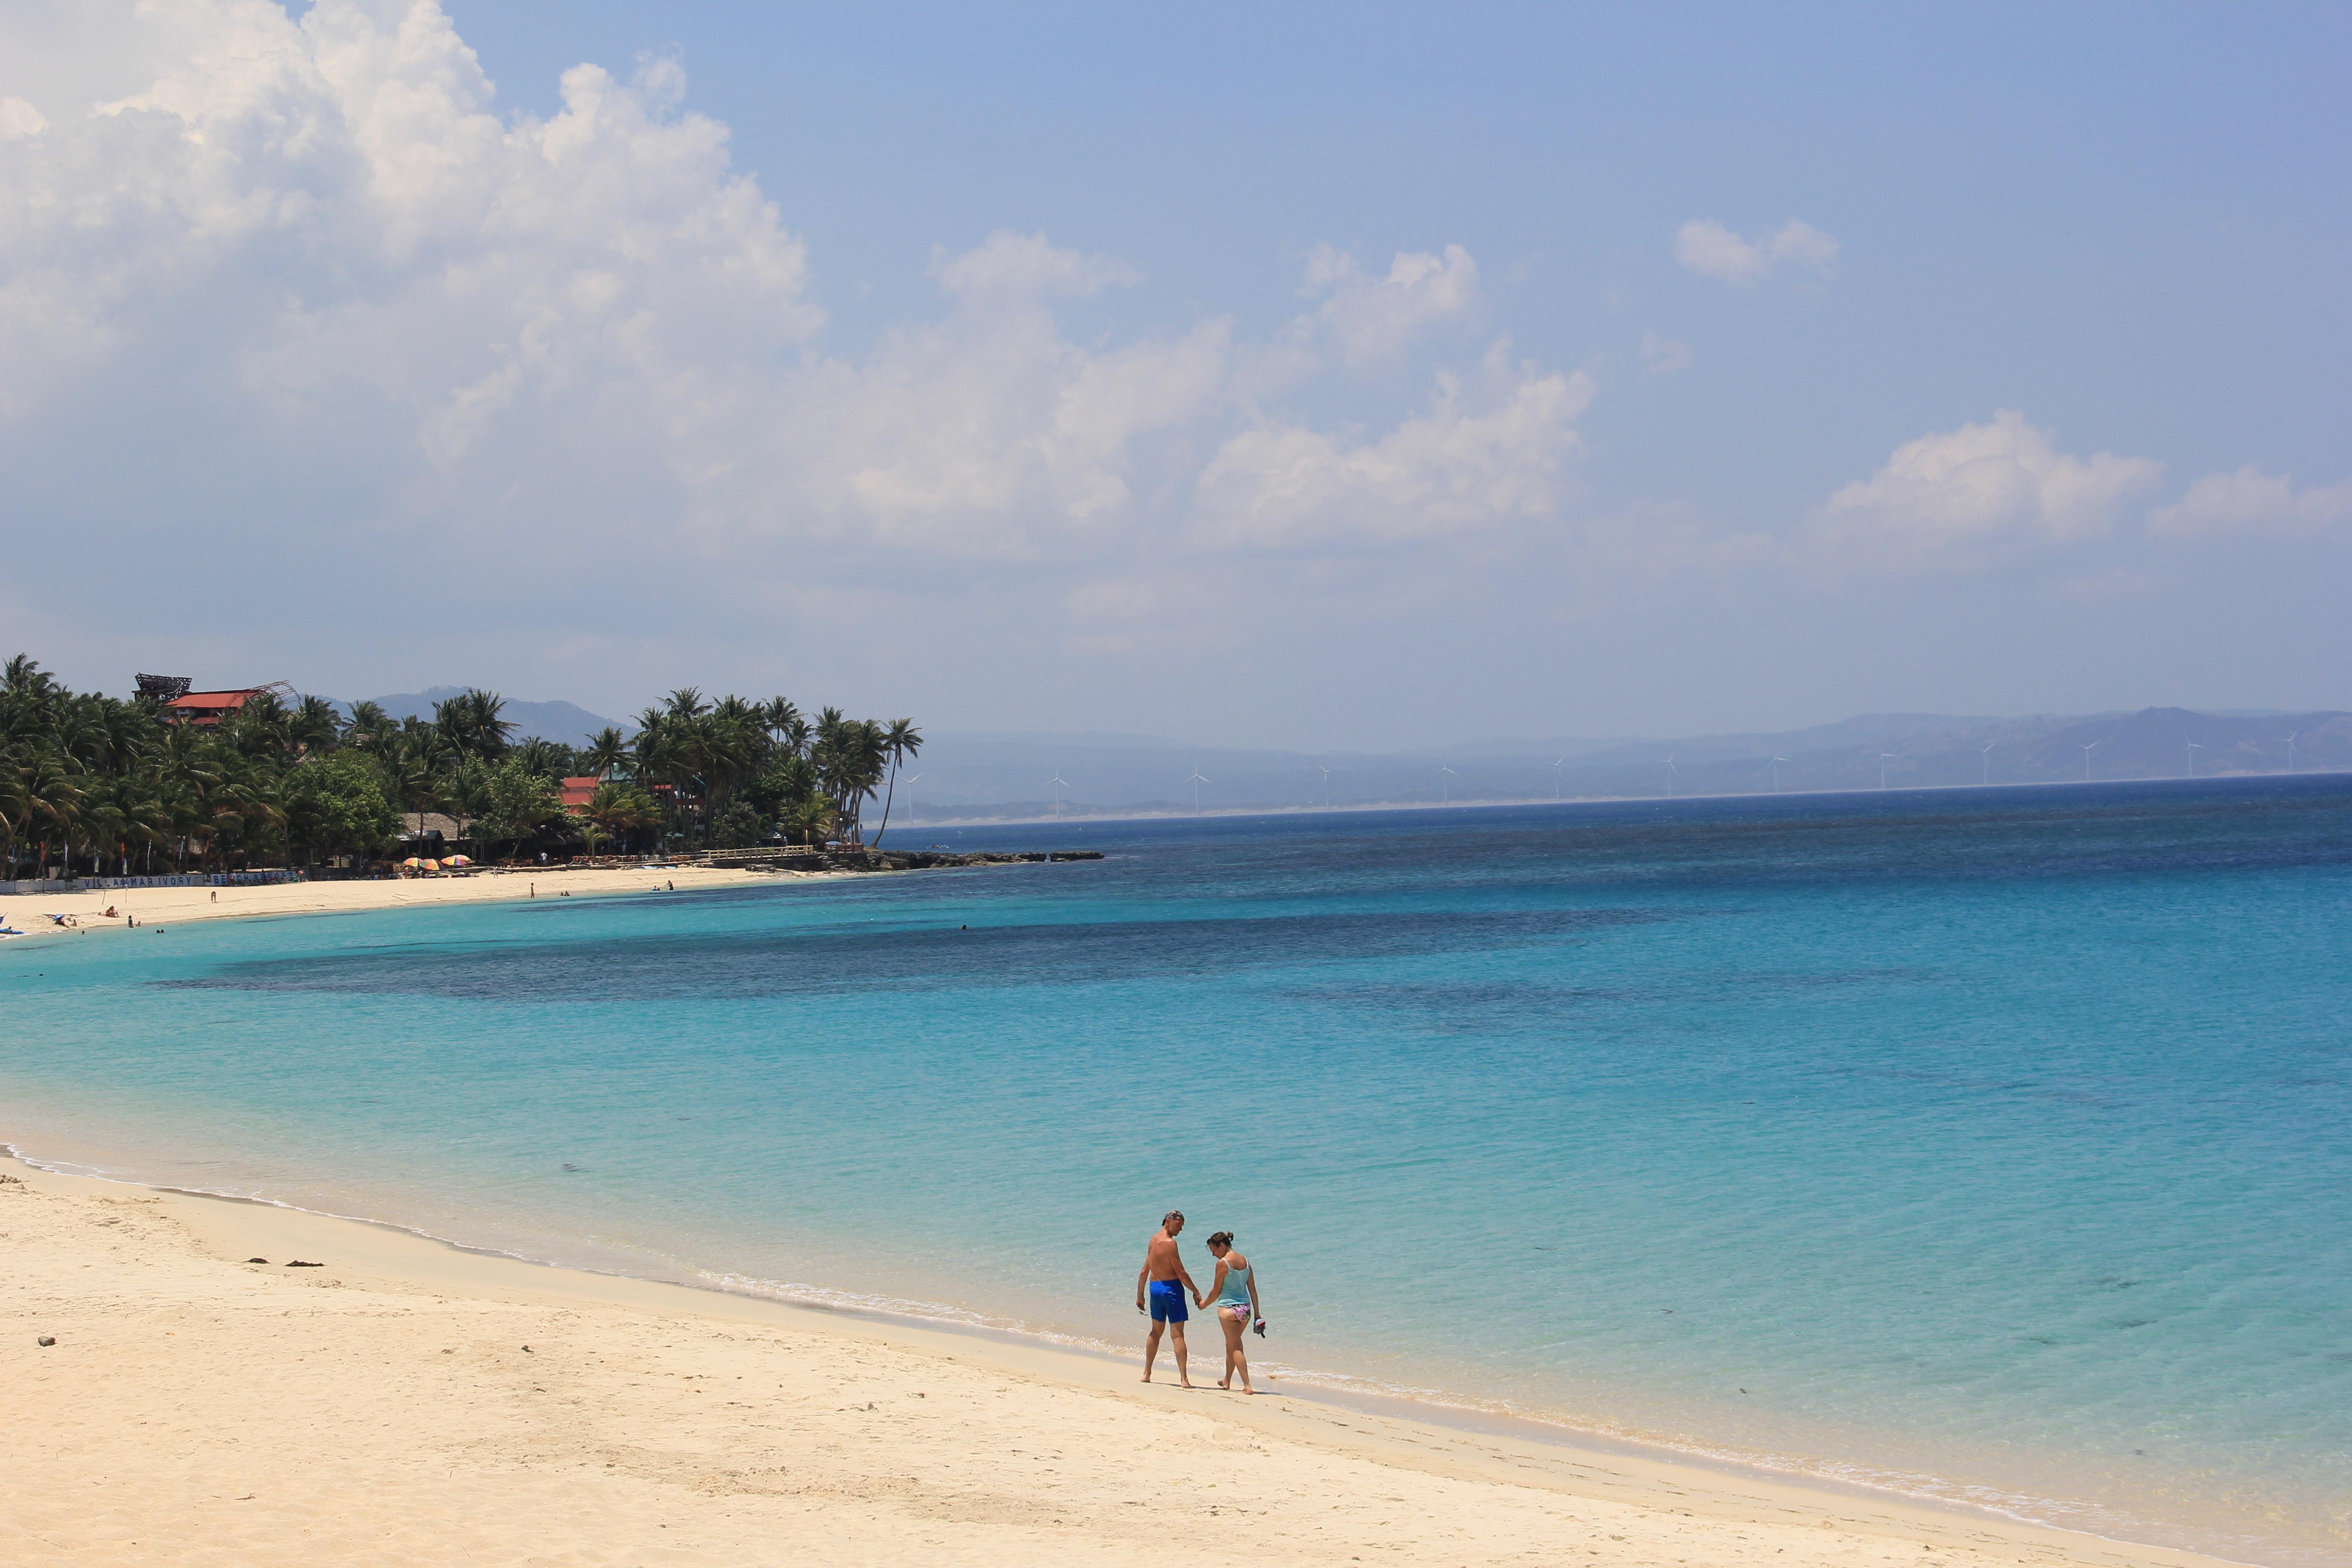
[{"xmin": 1136, "ymin": 1209, "xmax": 1201, "ymax": 1387}]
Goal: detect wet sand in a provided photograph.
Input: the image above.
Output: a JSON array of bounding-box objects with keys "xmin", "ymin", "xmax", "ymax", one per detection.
[{"xmin": 3, "ymin": 1158, "xmax": 2238, "ymax": 1568}]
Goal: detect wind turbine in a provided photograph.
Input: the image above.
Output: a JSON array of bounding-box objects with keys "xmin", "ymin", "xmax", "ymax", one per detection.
[
  {"xmin": 1664, "ymin": 755, "xmax": 1676, "ymax": 798},
  {"xmin": 2284, "ymin": 732, "xmax": 2299, "ymax": 774},
  {"xmin": 1551, "ymin": 756, "xmax": 1566, "ymax": 802},
  {"xmin": 2080, "ymin": 740, "xmax": 2101, "ymax": 783},
  {"xmin": 1317, "ymin": 764, "xmax": 1333, "ymax": 808},
  {"xmin": 1047, "ymin": 769, "xmax": 1069, "ymax": 816},
  {"xmin": 1978, "ymin": 740, "xmax": 1996, "ymax": 787},
  {"xmin": 1770, "ymin": 756, "xmax": 1787, "ymax": 793},
  {"xmin": 2185, "ymin": 741, "xmax": 2203, "ymax": 779},
  {"xmin": 1880, "ymin": 753, "xmax": 1895, "ymax": 790},
  {"xmin": 1187, "ymin": 764, "xmax": 1210, "ymax": 813},
  {"xmin": 1439, "ymin": 764, "xmax": 1458, "ymax": 805}
]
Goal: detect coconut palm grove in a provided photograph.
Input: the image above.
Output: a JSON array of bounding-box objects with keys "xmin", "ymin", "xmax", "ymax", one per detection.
[{"xmin": 0, "ymin": 656, "xmax": 920, "ymax": 878}]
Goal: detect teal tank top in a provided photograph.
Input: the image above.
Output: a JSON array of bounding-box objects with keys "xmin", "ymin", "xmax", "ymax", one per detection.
[{"xmin": 1217, "ymin": 1261, "xmax": 1252, "ymax": 1306}]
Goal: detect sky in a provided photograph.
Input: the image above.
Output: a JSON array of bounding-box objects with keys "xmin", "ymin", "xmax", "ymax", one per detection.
[{"xmin": 1, "ymin": 0, "xmax": 2346, "ymax": 748}]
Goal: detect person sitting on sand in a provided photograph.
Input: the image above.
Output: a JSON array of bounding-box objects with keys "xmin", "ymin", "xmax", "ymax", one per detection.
[
  {"xmin": 1136, "ymin": 1210, "xmax": 1201, "ymax": 1387},
  {"xmin": 1196, "ymin": 1231, "xmax": 1265, "ymax": 1393}
]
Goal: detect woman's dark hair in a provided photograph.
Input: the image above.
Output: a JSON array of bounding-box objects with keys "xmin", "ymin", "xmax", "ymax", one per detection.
[{"xmin": 1207, "ymin": 1231, "xmax": 1234, "ymax": 1248}]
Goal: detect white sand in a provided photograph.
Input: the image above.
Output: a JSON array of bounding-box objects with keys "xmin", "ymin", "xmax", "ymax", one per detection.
[
  {"xmin": 0, "ymin": 862, "xmax": 805, "ymax": 940},
  {"xmin": 3, "ymin": 1160, "xmax": 2235, "ymax": 1568}
]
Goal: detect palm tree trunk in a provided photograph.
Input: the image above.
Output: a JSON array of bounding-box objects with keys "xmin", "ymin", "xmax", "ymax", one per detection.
[{"xmin": 873, "ymin": 762, "xmax": 898, "ymax": 848}]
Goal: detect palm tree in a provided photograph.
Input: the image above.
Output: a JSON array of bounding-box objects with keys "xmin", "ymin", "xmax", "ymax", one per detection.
[
  {"xmin": 812, "ymin": 714, "xmax": 887, "ymax": 846},
  {"xmin": 513, "ymin": 736, "xmax": 573, "ymax": 779},
  {"xmin": 583, "ymin": 725, "xmax": 629, "ymax": 780},
  {"xmin": 290, "ymin": 695, "xmax": 342, "ymax": 756},
  {"xmin": 629, "ymin": 711, "xmax": 687, "ymax": 849},
  {"xmin": 870, "ymin": 718, "xmax": 924, "ymax": 847},
  {"xmin": 762, "ymin": 698, "xmax": 802, "ymax": 755},
  {"xmin": 464, "ymin": 689, "xmax": 516, "ymax": 757},
  {"xmin": 382, "ymin": 739, "xmax": 453, "ymax": 856},
  {"xmin": 9, "ymin": 747, "xmax": 82, "ymax": 877},
  {"xmin": 113, "ymin": 774, "xmax": 176, "ymax": 875},
  {"xmin": 697, "ymin": 696, "xmax": 764, "ymax": 843},
  {"xmin": 781, "ymin": 796, "xmax": 834, "ymax": 847},
  {"xmin": 344, "ymin": 700, "xmax": 393, "ymax": 752},
  {"xmin": 0, "ymin": 656, "xmax": 917, "ymax": 877},
  {"xmin": 431, "ymin": 690, "xmax": 514, "ymax": 761},
  {"xmin": 585, "ymin": 781, "xmax": 658, "ymax": 855}
]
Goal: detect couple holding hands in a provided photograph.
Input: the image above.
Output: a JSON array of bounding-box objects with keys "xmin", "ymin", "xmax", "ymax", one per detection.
[{"xmin": 1137, "ymin": 1210, "xmax": 1266, "ymax": 1393}]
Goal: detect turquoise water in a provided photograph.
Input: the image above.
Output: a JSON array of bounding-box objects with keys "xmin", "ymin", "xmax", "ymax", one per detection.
[{"xmin": 4, "ymin": 778, "xmax": 2348, "ymax": 1563}]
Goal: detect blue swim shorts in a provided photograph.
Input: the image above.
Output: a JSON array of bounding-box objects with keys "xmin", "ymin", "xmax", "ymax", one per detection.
[{"xmin": 1148, "ymin": 1280, "xmax": 1189, "ymax": 1323}]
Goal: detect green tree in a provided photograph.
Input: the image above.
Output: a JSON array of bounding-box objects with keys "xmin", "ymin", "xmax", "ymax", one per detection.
[
  {"xmin": 284, "ymin": 751, "xmax": 401, "ymax": 862},
  {"xmin": 711, "ymin": 800, "xmax": 770, "ymax": 848},
  {"xmin": 472, "ymin": 757, "xmax": 564, "ymax": 860},
  {"xmin": 382, "ymin": 738, "xmax": 455, "ymax": 854}
]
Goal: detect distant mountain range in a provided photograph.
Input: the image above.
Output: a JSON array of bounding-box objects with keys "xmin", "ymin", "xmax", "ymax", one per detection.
[
  {"xmin": 357, "ymin": 689, "xmax": 623, "ymax": 751},
  {"xmin": 882, "ymin": 708, "xmax": 2352, "ymax": 822},
  {"xmin": 322, "ymin": 695, "xmax": 2351, "ymax": 820}
]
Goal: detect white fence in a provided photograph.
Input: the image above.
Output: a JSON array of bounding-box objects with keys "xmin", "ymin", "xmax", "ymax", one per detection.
[{"xmin": 0, "ymin": 872, "xmax": 297, "ymax": 895}]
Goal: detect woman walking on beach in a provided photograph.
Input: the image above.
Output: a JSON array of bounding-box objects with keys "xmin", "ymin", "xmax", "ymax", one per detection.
[{"xmin": 1198, "ymin": 1231, "xmax": 1263, "ymax": 1393}]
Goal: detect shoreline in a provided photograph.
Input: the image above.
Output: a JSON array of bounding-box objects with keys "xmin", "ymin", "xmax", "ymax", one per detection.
[
  {"xmin": 6, "ymin": 1136, "xmax": 2083, "ymax": 1533},
  {"xmin": 0, "ymin": 861, "xmax": 822, "ymax": 941},
  {"xmin": 2, "ymin": 1150, "xmax": 2251, "ymax": 1568}
]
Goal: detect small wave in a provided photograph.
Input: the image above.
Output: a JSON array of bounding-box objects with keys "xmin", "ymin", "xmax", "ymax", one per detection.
[{"xmin": 0, "ymin": 1140, "xmax": 2290, "ymax": 1568}]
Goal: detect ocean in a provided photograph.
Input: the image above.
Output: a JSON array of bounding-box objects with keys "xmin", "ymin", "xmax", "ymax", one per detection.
[{"xmin": 4, "ymin": 776, "xmax": 2347, "ymax": 1564}]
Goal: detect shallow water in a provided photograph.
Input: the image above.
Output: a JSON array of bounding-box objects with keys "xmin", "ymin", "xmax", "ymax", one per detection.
[{"xmin": 4, "ymin": 777, "xmax": 2348, "ymax": 1564}]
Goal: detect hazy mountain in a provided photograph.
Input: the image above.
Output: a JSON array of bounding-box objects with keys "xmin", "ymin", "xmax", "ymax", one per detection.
[
  {"xmin": 313, "ymin": 699, "xmax": 2350, "ymax": 820},
  {"xmin": 360, "ymin": 689, "xmax": 625, "ymax": 750},
  {"xmin": 882, "ymin": 708, "xmax": 2352, "ymax": 822}
]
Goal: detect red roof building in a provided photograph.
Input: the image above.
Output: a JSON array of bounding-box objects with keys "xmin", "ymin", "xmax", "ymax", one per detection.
[
  {"xmin": 165, "ymin": 689, "xmax": 265, "ymax": 727},
  {"xmin": 560, "ymin": 776, "xmax": 602, "ymax": 813}
]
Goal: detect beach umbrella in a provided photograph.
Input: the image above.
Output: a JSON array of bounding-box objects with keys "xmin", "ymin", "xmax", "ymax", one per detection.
[
  {"xmin": 420, "ymin": 858, "xmax": 441, "ymax": 872},
  {"xmin": 442, "ymin": 854, "xmax": 472, "ymax": 867},
  {"xmin": 400, "ymin": 857, "xmax": 425, "ymax": 868}
]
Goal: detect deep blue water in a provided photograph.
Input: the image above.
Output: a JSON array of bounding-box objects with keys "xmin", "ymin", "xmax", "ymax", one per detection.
[{"xmin": 4, "ymin": 777, "xmax": 2348, "ymax": 1563}]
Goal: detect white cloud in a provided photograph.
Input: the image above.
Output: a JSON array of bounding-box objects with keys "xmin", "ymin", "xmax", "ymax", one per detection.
[
  {"xmin": 1300, "ymin": 242, "xmax": 1480, "ymax": 366},
  {"xmin": 1641, "ymin": 329, "xmax": 1693, "ymax": 375},
  {"xmin": 2146, "ymin": 466, "xmax": 2352, "ymax": 537},
  {"xmin": 1805, "ymin": 411, "xmax": 2162, "ymax": 574},
  {"xmin": 762, "ymin": 244, "xmax": 1233, "ymax": 552},
  {"xmin": 931, "ymin": 230, "xmax": 1141, "ymax": 299},
  {"xmin": 1192, "ymin": 342, "xmax": 1593, "ymax": 549},
  {"xmin": 1675, "ymin": 218, "xmax": 1839, "ymax": 284},
  {"xmin": 0, "ymin": 0, "xmax": 820, "ymax": 440},
  {"xmin": 0, "ymin": 0, "xmax": 1616, "ymax": 701}
]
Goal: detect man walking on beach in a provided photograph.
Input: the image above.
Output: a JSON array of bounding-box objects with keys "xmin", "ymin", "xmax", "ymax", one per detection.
[{"xmin": 1137, "ymin": 1210, "xmax": 1200, "ymax": 1387}]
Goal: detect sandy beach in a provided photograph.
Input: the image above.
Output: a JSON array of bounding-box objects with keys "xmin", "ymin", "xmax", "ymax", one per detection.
[
  {"xmin": 0, "ymin": 864, "xmax": 805, "ymax": 941},
  {"xmin": 2, "ymin": 1158, "xmax": 2238, "ymax": 1568}
]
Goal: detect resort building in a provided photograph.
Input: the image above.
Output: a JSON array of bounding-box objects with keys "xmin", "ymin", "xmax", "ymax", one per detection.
[
  {"xmin": 149, "ymin": 678, "xmax": 299, "ymax": 727},
  {"xmin": 560, "ymin": 777, "xmax": 602, "ymax": 814}
]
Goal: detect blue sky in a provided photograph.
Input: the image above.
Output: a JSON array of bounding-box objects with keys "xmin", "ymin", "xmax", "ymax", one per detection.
[{"xmin": 2, "ymin": 1, "xmax": 2346, "ymax": 745}]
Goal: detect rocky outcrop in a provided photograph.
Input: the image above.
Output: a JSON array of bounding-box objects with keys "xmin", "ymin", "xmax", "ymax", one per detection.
[{"xmin": 686, "ymin": 847, "xmax": 1105, "ymax": 874}]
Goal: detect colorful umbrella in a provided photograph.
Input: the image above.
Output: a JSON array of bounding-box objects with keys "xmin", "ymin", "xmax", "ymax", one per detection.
[{"xmin": 442, "ymin": 855, "xmax": 473, "ymax": 867}]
